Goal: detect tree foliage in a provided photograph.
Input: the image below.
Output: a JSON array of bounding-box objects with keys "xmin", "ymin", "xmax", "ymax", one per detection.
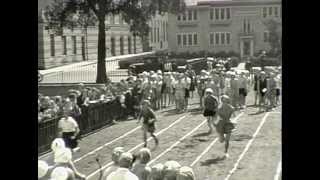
[{"xmin": 44, "ymin": 0, "xmax": 186, "ymax": 83}]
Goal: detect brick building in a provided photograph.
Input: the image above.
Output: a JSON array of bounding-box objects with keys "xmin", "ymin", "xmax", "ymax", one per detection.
[{"xmin": 167, "ymin": 0, "xmax": 282, "ymax": 58}]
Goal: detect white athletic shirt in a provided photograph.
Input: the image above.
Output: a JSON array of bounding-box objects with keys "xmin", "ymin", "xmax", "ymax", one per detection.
[{"xmin": 58, "ymin": 117, "xmax": 78, "ymax": 133}]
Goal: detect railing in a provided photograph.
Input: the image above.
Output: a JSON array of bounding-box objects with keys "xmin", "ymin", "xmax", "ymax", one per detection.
[
  {"xmin": 38, "ymin": 99, "xmax": 121, "ymax": 155},
  {"xmin": 39, "ymin": 52, "xmax": 155, "ymax": 84}
]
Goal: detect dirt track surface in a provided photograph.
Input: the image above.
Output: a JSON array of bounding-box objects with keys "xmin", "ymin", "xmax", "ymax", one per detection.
[{"xmin": 40, "ymin": 88, "xmax": 281, "ymax": 180}]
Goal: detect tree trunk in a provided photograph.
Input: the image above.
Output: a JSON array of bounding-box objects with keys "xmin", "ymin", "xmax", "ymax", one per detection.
[
  {"xmin": 96, "ymin": 15, "xmax": 107, "ymax": 83},
  {"xmin": 85, "ymin": 26, "xmax": 89, "ymax": 61}
]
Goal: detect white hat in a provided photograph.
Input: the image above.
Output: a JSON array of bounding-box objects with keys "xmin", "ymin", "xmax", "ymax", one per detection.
[
  {"xmin": 157, "ymin": 70, "xmax": 162, "ymax": 74},
  {"xmin": 176, "ymin": 166, "xmax": 195, "ymax": 180},
  {"xmin": 51, "ymin": 138, "xmax": 65, "ymax": 152},
  {"xmin": 205, "ymin": 88, "xmax": 214, "ymax": 94},
  {"xmin": 38, "ymin": 160, "xmax": 49, "ymax": 178},
  {"xmin": 50, "ymin": 167, "xmax": 69, "ymax": 180},
  {"xmin": 262, "ymin": 88, "xmax": 267, "ymax": 93},
  {"xmin": 54, "ymin": 148, "xmax": 72, "ymax": 163}
]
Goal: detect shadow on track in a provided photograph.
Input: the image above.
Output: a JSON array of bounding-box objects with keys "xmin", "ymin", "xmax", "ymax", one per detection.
[{"xmin": 200, "ymin": 156, "xmax": 225, "ymax": 166}]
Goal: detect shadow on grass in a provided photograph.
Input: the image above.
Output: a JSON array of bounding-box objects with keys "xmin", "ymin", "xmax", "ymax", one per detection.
[
  {"xmin": 248, "ymin": 111, "xmax": 265, "ymax": 115},
  {"xmin": 200, "ymin": 156, "xmax": 225, "ymax": 166}
]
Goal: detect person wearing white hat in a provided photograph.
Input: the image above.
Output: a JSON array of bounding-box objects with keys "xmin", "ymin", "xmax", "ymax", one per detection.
[
  {"xmin": 163, "ymin": 161, "xmax": 181, "ymax": 180},
  {"xmin": 107, "ymin": 152, "xmax": 139, "ymax": 180},
  {"xmin": 216, "ymin": 95, "xmax": 236, "ymax": 159},
  {"xmin": 39, "ymin": 160, "xmax": 53, "ymax": 179},
  {"xmin": 149, "ymin": 163, "xmax": 164, "ymax": 180},
  {"xmin": 173, "ymin": 74, "xmax": 186, "ymax": 113},
  {"xmin": 176, "ymin": 166, "xmax": 195, "ymax": 180},
  {"xmin": 50, "ymin": 166, "xmax": 75, "ymax": 180},
  {"xmin": 131, "ymin": 148, "xmax": 152, "ymax": 180},
  {"xmin": 184, "ymin": 73, "xmax": 192, "ymax": 112},
  {"xmin": 137, "ymin": 100, "xmax": 159, "ymax": 148},
  {"xmin": 53, "ymin": 147, "xmax": 86, "ymax": 179},
  {"xmin": 230, "ymin": 73, "xmax": 239, "ymax": 109},
  {"xmin": 197, "ymin": 73, "xmax": 207, "ymax": 109},
  {"xmin": 155, "ymin": 74, "xmax": 163, "ymax": 110},
  {"xmin": 203, "ymin": 88, "xmax": 219, "ymax": 134},
  {"xmin": 102, "ymin": 147, "xmax": 125, "ymax": 180},
  {"xmin": 238, "ymin": 72, "xmax": 248, "ymax": 109}
]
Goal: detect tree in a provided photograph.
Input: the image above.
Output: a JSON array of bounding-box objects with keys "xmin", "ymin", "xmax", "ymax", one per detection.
[
  {"xmin": 263, "ymin": 19, "xmax": 282, "ymax": 57},
  {"xmin": 44, "ymin": 0, "xmax": 185, "ymax": 83}
]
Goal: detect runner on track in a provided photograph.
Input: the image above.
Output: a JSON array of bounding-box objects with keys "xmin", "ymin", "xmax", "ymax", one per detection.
[
  {"xmin": 203, "ymin": 88, "xmax": 219, "ymax": 134},
  {"xmin": 137, "ymin": 100, "xmax": 159, "ymax": 149}
]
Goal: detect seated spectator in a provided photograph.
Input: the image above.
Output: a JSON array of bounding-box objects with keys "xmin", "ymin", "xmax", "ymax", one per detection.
[
  {"xmin": 131, "ymin": 148, "xmax": 152, "ymax": 180},
  {"xmin": 53, "ymin": 147, "xmax": 86, "ymax": 180},
  {"xmin": 106, "ymin": 152, "xmax": 139, "ymax": 180},
  {"xmin": 163, "ymin": 161, "xmax": 181, "ymax": 180},
  {"xmin": 176, "ymin": 166, "xmax": 195, "ymax": 180},
  {"xmin": 102, "ymin": 147, "xmax": 125, "ymax": 180},
  {"xmin": 149, "ymin": 163, "xmax": 165, "ymax": 180},
  {"xmin": 50, "ymin": 166, "xmax": 76, "ymax": 180}
]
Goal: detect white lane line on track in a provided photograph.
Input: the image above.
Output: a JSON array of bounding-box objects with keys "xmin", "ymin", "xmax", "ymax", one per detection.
[
  {"xmin": 190, "ymin": 112, "xmax": 244, "ymax": 167},
  {"xmin": 86, "ymin": 114, "xmax": 188, "ymax": 180},
  {"xmin": 224, "ymin": 112, "xmax": 271, "ymax": 180},
  {"xmin": 274, "ymin": 159, "xmax": 282, "ymax": 180},
  {"xmin": 147, "ymin": 120, "xmax": 207, "ymax": 166},
  {"xmin": 74, "ymin": 126, "xmax": 141, "ymax": 163}
]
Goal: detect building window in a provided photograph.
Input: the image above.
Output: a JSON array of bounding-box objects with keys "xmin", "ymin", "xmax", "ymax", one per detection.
[
  {"xmin": 183, "ymin": 34, "xmax": 187, "ymax": 46},
  {"xmin": 157, "ymin": 27, "xmax": 160, "ymax": 42},
  {"xmin": 111, "ymin": 37, "xmax": 116, "ymax": 56},
  {"xmin": 243, "ymin": 19, "xmax": 247, "ymax": 33},
  {"xmin": 188, "ymin": 34, "xmax": 193, "ymax": 46},
  {"xmin": 119, "ymin": 14, "xmax": 123, "ymax": 24},
  {"xmin": 269, "ymin": 7, "xmax": 273, "ymax": 16},
  {"xmin": 115, "ymin": 15, "xmax": 119, "ymax": 24},
  {"xmin": 264, "ymin": 31, "xmax": 269, "ymax": 42},
  {"xmin": 50, "ymin": 34, "xmax": 55, "ymax": 57},
  {"xmin": 221, "ymin": 8, "xmax": 225, "ymax": 20},
  {"xmin": 221, "ymin": 33, "xmax": 225, "ymax": 45},
  {"xmin": 166, "ymin": 22, "xmax": 168, "ymax": 41},
  {"xmin": 274, "ymin": 7, "xmax": 279, "ymax": 17},
  {"xmin": 210, "ymin": 8, "xmax": 214, "ymax": 20},
  {"xmin": 154, "ymin": 27, "xmax": 156, "ymax": 43},
  {"xmin": 72, "ymin": 36, "xmax": 76, "ymax": 55},
  {"xmin": 193, "ymin": 33, "xmax": 198, "ymax": 45},
  {"xmin": 193, "ymin": 10, "xmax": 197, "ymax": 20},
  {"xmin": 81, "ymin": 36, "xmax": 85, "ymax": 60},
  {"xmin": 62, "ymin": 36, "xmax": 67, "ymax": 55},
  {"xmin": 177, "ymin": 34, "xmax": 181, "ymax": 46},
  {"xmin": 215, "ymin": 8, "xmax": 220, "ymax": 20},
  {"xmin": 150, "ymin": 27, "xmax": 153, "ymax": 43},
  {"xmin": 247, "ymin": 20, "xmax": 251, "ymax": 33},
  {"xmin": 226, "ymin": 8, "xmax": 231, "ymax": 19},
  {"xmin": 111, "ymin": 15, "xmax": 115, "ymax": 24},
  {"xmin": 163, "ymin": 22, "xmax": 166, "ymax": 41},
  {"xmin": 128, "ymin": 37, "xmax": 131, "ymax": 54},
  {"xmin": 226, "ymin": 33, "xmax": 231, "ymax": 44},
  {"xmin": 133, "ymin": 36, "xmax": 137, "ymax": 53},
  {"xmin": 215, "ymin": 33, "xmax": 219, "ymax": 45},
  {"xmin": 177, "ymin": 15, "xmax": 181, "ymax": 21},
  {"xmin": 188, "ymin": 10, "xmax": 192, "ymax": 21},
  {"xmin": 182, "ymin": 12, "xmax": 186, "ymax": 21},
  {"xmin": 263, "ymin": 7, "xmax": 267, "ymax": 18},
  {"xmin": 120, "ymin": 36, "xmax": 124, "ymax": 55},
  {"xmin": 210, "ymin": 33, "xmax": 214, "ymax": 45}
]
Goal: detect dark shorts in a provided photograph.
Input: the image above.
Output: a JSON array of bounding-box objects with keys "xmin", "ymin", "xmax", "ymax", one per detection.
[
  {"xmin": 214, "ymin": 120, "xmax": 235, "ymax": 134},
  {"xmin": 161, "ymin": 83, "xmax": 167, "ymax": 94},
  {"xmin": 189, "ymin": 82, "xmax": 195, "ymax": 91},
  {"xmin": 276, "ymin": 88, "xmax": 280, "ymax": 96},
  {"xmin": 185, "ymin": 89, "xmax": 190, "ymax": 98},
  {"xmin": 254, "ymin": 84, "xmax": 258, "ymax": 91},
  {"xmin": 203, "ymin": 109, "xmax": 216, "ymax": 117},
  {"xmin": 239, "ymin": 88, "xmax": 247, "ymax": 96},
  {"xmin": 143, "ymin": 123, "xmax": 156, "ymax": 133},
  {"xmin": 62, "ymin": 132, "xmax": 78, "ymax": 149}
]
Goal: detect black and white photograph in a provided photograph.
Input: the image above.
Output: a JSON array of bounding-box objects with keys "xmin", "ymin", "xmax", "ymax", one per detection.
[{"xmin": 38, "ymin": 0, "xmax": 282, "ymax": 179}]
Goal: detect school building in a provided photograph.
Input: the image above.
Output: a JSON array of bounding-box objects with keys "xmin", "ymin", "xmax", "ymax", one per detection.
[
  {"xmin": 38, "ymin": 0, "xmax": 168, "ymax": 69},
  {"xmin": 167, "ymin": 0, "xmax": 282, "ymax": 58}
]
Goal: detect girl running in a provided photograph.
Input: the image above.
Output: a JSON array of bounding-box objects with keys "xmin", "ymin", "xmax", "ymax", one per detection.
[
  {"xmin": 203, "ymin": 88, "xmax": 219, "ymax": 134},
  {"xmin": 216, "ymin": 95, "xmax": 236, "ymax": 159},
  {"xmin": 137, "ymin": 100, "xmax": 159, "ymax": 148}
]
